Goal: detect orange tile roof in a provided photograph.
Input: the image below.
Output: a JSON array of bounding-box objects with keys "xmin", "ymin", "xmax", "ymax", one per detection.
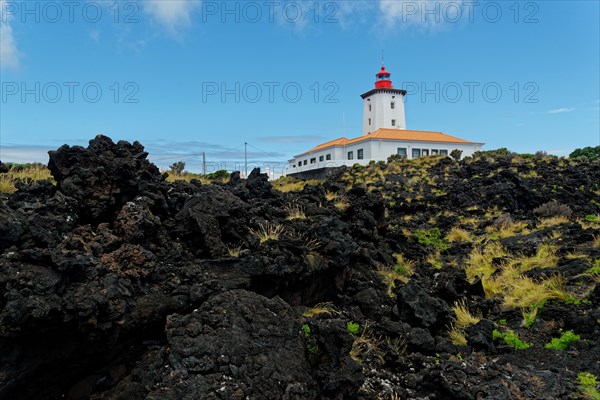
[{"xmin": 300, "ymin": 128, "xmax": 481, "ymax": 155}]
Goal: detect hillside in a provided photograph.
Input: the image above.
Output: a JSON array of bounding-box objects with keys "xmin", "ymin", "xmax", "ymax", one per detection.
[{"xmin": 1, "ymin": 135, "xmax": 599, "ymax": 400}]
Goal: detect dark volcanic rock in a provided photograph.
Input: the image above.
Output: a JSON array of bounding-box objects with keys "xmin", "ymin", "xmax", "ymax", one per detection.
[
  {"xmin": 466, "ymin": 319, "xmax": 495, "ymax": 351},
  {"xmin": 395, "ymin": 282, "xmax": 451, "ymax": 334},
  {"xmin": 97, "ymin": 290, "xmax": 320, "ymax": 400},
  {"xmin": 0, "ymin": 161, "xmax": 8, "ymax": 173},
  {"xmin": 1, "ymin": 137, "xmax": 599, "ymax": 400},
  {"xmin": 47, "ymin": 135, "xmax": 164, "ymax": 223}
]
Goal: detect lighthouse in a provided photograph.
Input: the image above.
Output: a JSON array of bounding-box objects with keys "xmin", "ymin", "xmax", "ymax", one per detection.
[
  {"xmin": 286, "ymin": 64, "xmax": 484, "ymax": 176},
  {"xmin": 360, "ymin": 65, "xmax": 407, "ymax": 135}
]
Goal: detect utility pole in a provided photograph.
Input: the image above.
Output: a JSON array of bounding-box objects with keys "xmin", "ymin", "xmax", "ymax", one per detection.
[
  {"xmin": 202, "ymin": 152, "xmax": 206, "ymax": 176},
  {"xmin": 244, "ymin": 142, "xmax": 248, "ymax": 178}
]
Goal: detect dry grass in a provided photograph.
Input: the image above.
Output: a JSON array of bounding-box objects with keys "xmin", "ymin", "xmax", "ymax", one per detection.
[
  {"xmin": 334, "ymin": 198, "xmax": 350, "ymax": 211},
  {"xmin": 521, "ymin": 306, "xmax": 539, "ymax": 328},
  {"xmin": 303, "ymin": 302, "xmax": 339, "ymax": 317},
  {"xmin": 272, "ymin": 177, "xmax": 321, "ymax": 192},
  {"xmin": 460, "ymin": 217, "xmax": 479, "ymax": 226},
  {"xmin": 304, "ymin": 238, "xmax": 321, "ymax": 251},
  {"xmin": 426, "ymin": 251, "xmax": 443, "ymax": 270},
  {"xmin": 306, "ymin": 252, "xmax": 320, "ymax": 269},
  {"xmin": 377, "ymin": 254, "xmax": 416, "ymax": 296},
  {"xmin": 464, "ymin": 241, "xmax": 507, "ymax": 282},
  {"xmin": 249, "ymin": 223, "xmax": 285, "ymax": 244},
  {"xmin": 452, "ymin": 299, "xmax": 482, "ymax": 329},
  {"xmin": 502, "ymin": 274, "xmax": 567, "ymax": 308},
  {"xmin": 539, "ymin": 216, "xmax": 570, "ymax": 228},
  {"xmin": 448, "ymin": 324, "xmax": 468, "ymax": 346},
  {"xmin": 565, "ymin": 252, "xmax": 587, "ymax": 260},
  {"xmin": 165, "ymin": 171, "xmax": 229, "ymax": 184},
  {"xmin": 226, "ymin": 242, "xmax": 243, "ymax": 257},
  {"xmin": 284, "ymin": 203, "xmax": 306, "ymax": 220},
  {"xmin": 491, "ymin": 220, "xmax": 530, "ymax": 239},
  {"xmin": 0, "ymin": 165, "xmax": 54, "ymax": 193},
  {"xmin": 325, "ymin": 191, "xmax": 337, "ymax": 201},
  {"xmin": 350, "ymin": 325, "xmax": 383, "ymax": 364},
  {"xmin": 482, "ymin": 263, "xmax": 568, "ymax": 309},
  {"xmin": 446, "ymin": 227, "xmax": 472, "ymax": 243},
  {"xmin": 448, "ymin": 299, "xmax": 481, "ymax": 346},
  {"xmin": 515, "ymin": 243, "xmax": 558, "ymax": 272},
  {"xmin": 593, "ymin": 235, "xmax": 600, "ymax": 249},
  {"xmin": 393, "ymin": 253, "xmax": 416, "ymax": 276}
]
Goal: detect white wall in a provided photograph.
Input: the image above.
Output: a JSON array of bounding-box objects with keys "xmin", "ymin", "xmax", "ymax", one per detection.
[
  {"xmin": 286, "ymin": 139, "xmax": 483, "ymax": 176},
  {"xmin": 362, "ymin": 91, "xmax": 406, "ymax": 135}
]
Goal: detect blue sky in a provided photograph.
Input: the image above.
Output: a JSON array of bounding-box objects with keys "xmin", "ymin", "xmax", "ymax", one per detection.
[{"xmin": 1, "ymin": 0, "xmax": 599, "ymax": 172}]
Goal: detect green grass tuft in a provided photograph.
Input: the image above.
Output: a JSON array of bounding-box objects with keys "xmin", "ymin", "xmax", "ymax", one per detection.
[
  {"xmin": 544, "ymin": 330, "xmax": 580, "ymax": 350},
  {"xmin": 492, "ymin": 329, "xmax": 532, "ymax": 350}
]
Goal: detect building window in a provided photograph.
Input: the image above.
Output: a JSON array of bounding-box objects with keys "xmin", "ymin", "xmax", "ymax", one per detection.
[
  {"xmin": 303, "ymin": 160, "xmax": 308, "ymax": 165},
  {"xmin": 397, "ymin": 148, "xmax": 407, "ymax": 158},
  {"xmin": 412, "ymin": 149, "xmax": 421, "ymax": 158},
  {"xmin": 292, "ymin": 164, "xmax": 296, "ymax": 168},
  {"xmin": 326, "ymin": 154, "xmax": 331, "ymax": 160},
  {"xmin": 348, "ymin": 151, "xmax": 354, "ymax": 160},
  {"xmin": 431, "ymin": 149, "xmax": 439, "ymax": 155},
  {"xmin": 319, "ymin": 155, "xmax": 324, "ymax": 162},
  {"xmin": 391, "ymin": 102, "xmax": 395, "ymax": 109},
  {"xmin": 369, "ymin": 104, "xmax": 372, "ymax": 111},
  {"xmin": 391, "ymin": 119, "xmax": 396, "ymax": 126},
  {"xmin": 440, "ymin": 149, "xmax": 448, "ymax": 156},
  {"xmin": 422, "ymin": 149, "xmax": 429, "ymax": 157},
  {"xmin": 310, "ymin": 158, "xmax": 316, "ymax": 164},
  {"xmin": 357, "ymin": 149, "xmax": 364, "ymax": 159},
  {"xmin": 368, "ymin": 118, "xmax": 371, "ymax": 125}
]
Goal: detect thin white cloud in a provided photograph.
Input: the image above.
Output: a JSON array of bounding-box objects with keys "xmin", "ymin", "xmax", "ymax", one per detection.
[
  {"xmin": 547, "ymin": 108, "xmax": 575, "ymax": 114},
  {"xmin": 0, "ymin": 0, "xmax": 20, "ymax": 70},
  {"xmin": 143, "ymin": 0, "xmax": 201, "ymax": 36},
  {"xmin": 0, "ymin": 145, "xmax": 52, "ymax": 164},
  {"xmin": 378, "ymin": 0, "xmax": 466, "ymax": 32},
  {"xmin": 336, "ymin": 1, "xmax": 378, "ymax": 28},
  {"xmin": 90, "ymin": 30, "xmax": 101, "ymax": 43},
  {"xmin": 545, "ymin": 148, "xmax": 574, "ymax": 156},
  {"xmin": 257, "ymin": 135, "xmax": 326, "ymax": 144}
]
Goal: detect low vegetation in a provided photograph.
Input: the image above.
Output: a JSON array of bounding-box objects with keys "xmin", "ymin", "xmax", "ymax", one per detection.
[
  {"xmin": 544, "ymin": 330, "xmax": 581, "ymax": 350},
  {"xmin": 0, "ymin": 163, "xmax": 54, "ymax": 193},
  {"xmin": 4, "ymin": 139, "xmax": 600, "ymax": 399},
  {"xmin": 249, "ymin": 222, "xmax": 285, "ymax": 244},
  {"xmin": 578, "ymin": 372, "xmax": 600, "ymax": 400},
  {"xmin": 492, "ymin": 329, "xmax": 532, "ymax": 350}
]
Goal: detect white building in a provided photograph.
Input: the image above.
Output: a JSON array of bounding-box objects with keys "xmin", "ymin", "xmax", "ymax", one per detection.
[{"xmin": 287, "ymin": 65, "xmax": 484, "ymax": 175}]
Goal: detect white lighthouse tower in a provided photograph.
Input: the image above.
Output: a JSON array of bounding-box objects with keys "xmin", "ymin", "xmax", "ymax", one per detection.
[{"xmin": 360, "ymin": 65, "xmax": 407, "ymax": 135}]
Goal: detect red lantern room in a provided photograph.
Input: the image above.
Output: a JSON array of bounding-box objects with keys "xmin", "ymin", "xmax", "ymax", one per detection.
[{"xmin": 375, "ymin": 66, "xmax": 393, "ymax": 89}]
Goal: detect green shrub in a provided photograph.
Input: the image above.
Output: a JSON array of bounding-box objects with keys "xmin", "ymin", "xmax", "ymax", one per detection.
[
  {"xmin": 578, "ymin": 372, "xmax": 600, "ymax": 400},
  {"xmin": 346, "ymin": 321, "xmax": 360, "ymax": 335},
  {"xmin": 414, "ymin": 228, "xmax": 450, "ymax": 251},
  {"xmin": 492, "ymin": 329, "xmax": 532, "ymax": 350},
  {"xmin": 450, "ymin": 149, "xmax": 463, "ymax": 161},
  {"xmin": 472, "ymin": 148, "xmax": 512, "ymax": 160},
  {"xmin": 387, "ymin": 154, "xmax": 403, "ymax": 163},
  {"xmin": 169, "ymin": 161, "xmax": 186, "ymax": 174},
  {"xmin": 205, "ymin": 170, "xmax": 230, "ymax": 180},
  {"xmin": 302, "ymin": 324, "xmax": 318, "ymax": 353},
  {"xmin": 570, "ymin": 146, "xmax": 600, "ymax": 161},
  {"xmin": 302, "ymin": 324, "xmax": 311, "ymax": 337},
  {"xmin": 586, "ymin": 261, "xmax": 600, "ymax": 275},
  {"xmin": 544, "ymin": 330, "xmax": 580, "ymax": 350},
  {"xmin": 584, "ymin": 214, "xmax": 599, "ymax": 223},
  {"xmin": 579, "ymin": 372, "xmax": 599, "ymax": 387}
]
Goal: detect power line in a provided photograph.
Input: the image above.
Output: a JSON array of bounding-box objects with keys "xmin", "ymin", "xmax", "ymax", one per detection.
[
  {"xmin": 151, "ymin": 153, "xmax": 200, "ymax": 162},
  {"xmin": 246, "ymin": 143, "xmax": 283, "ymax": 159}
]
